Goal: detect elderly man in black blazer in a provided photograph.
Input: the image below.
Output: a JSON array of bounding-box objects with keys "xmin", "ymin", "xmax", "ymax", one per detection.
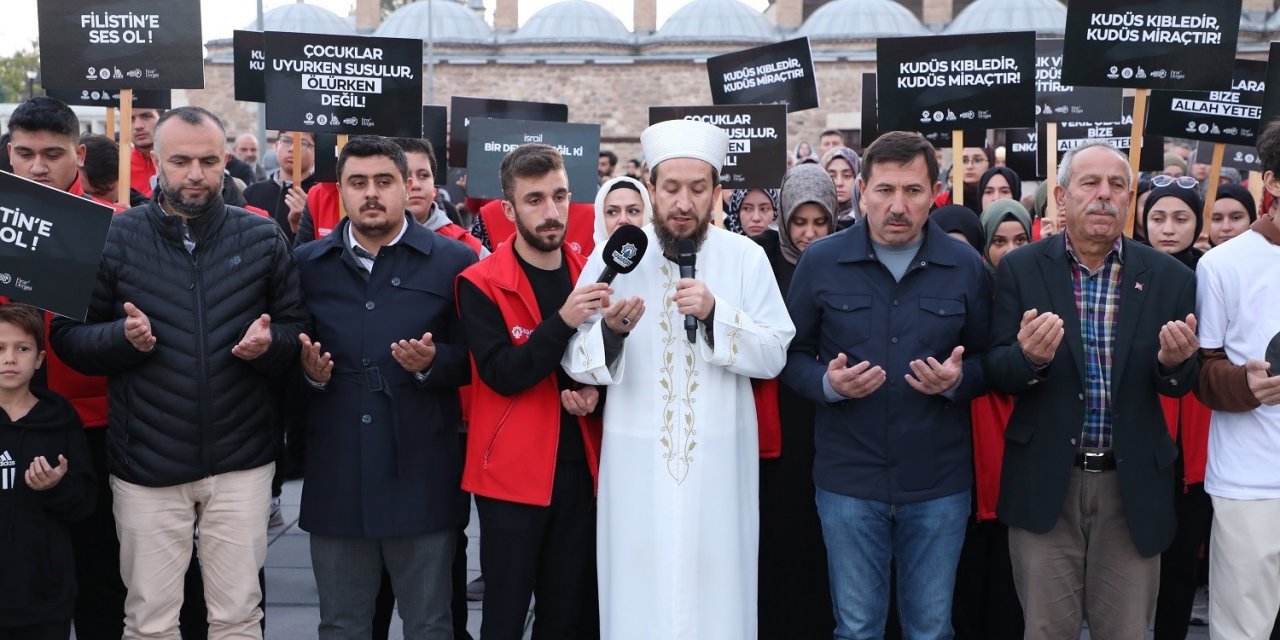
[{"xmin": 985, "ymin": 141, "xmax": 1200, "ymax": 639}]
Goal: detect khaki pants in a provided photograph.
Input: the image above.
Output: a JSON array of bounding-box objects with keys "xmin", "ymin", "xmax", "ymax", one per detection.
[
  {"xmin": 1008, "ymin": 468, "xmax": 1160, "ymax": 640},
  {"xmin": 111, "ymin": 463, "xmax": 274, "ymax": 640},
  {"xmin": 1209, "ymin": 495, "xmax": 1280, "ymax": 640}
]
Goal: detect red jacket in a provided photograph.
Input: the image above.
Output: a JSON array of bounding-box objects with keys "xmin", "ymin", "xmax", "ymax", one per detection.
[
  {"xmin": 130, "ymin": 145, "xmax": 156, "ymax": 198},
  {"xmin": 753, "ymin": 379, "xmax": 782, "ymax": 458},
  {"xmin": 457, "ymin": 241, "xmax": 603, "ymax": 506},
  {"xmin": 475, "ymin": 199, "xmax": 597, "ymax": 259},
  {"xmin": 971, "ymin": 391, "xmax": 1015, "ymax": 521},
  {"xmin": 1161, "ymin": 393, "xmax": 1211, "ymax": 488},
  {"xmin": 309, "ymin": 183, "xmax": 484, "ymax": 255}
]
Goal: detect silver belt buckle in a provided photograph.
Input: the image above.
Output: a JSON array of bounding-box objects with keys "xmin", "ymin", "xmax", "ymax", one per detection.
[{"xmin": 1083, "ymin": 451, "xmax": 1106, "ymax": 473}]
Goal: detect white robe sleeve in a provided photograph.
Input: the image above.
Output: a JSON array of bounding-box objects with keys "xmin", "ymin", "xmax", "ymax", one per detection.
[
  {"xmin": 696, "ymin": 246, "xmax": 795, "ymax": 379},
  {"xmin": 563, "ymin": 246, "xmax": 627, "ymax": 386}
]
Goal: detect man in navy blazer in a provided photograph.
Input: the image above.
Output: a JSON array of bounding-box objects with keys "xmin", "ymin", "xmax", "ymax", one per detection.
[
  {"xmin": 985, "ymin": 141, "xmax": 1200, "ymax": 639},
  {"xmin": 293, "ymin": 135, "xmax": 477, "ymax": 639}
]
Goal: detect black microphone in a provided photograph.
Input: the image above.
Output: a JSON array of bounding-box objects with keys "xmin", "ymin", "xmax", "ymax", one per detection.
[
  {"xmin": 595, "ymin": 224, "xmax": 649, "ymax": 285},
  {"xmin": 677, "ymin": 238, "xmax": 697, "ymax": 344}
]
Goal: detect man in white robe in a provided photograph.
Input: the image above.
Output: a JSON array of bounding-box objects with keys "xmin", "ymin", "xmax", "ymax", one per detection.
[{"xmin": 563, "ymin": 119, "xmax": 795, "ymax": 640}]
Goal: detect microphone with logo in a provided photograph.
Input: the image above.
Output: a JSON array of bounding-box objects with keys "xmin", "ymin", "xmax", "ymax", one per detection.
[
  {"xmin": 677, "ymin": 238, "xmax": 697, "ymax": 344},
  {"xmin": 595, "ymin": 224, "xmax": 649, "ymax": 285}
]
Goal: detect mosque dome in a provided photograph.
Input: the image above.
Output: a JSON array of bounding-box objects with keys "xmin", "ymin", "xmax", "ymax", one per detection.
[
  {"xmin": 649, "ymin": 0, "xmax": 779, "ymax": 44},
  {"xmin": 241, "ymin": 2, "xmax": 355, "ymax": 35},
  {"xmin": 944, "ymin": 0, "xmax": 1068, "ymax": 35},
  {"xmin": 375, "ymin": 0, "xmax": 494, "ymax": 45},
  {"xmin": 506, "ymin": 0, "xmax": 633, "ymax": 44},
  {"xmin": 796, "ymin": 0, "xmax": 929, "ymax": 40}
]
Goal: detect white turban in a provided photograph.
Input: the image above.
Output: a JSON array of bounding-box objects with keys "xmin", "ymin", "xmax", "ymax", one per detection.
[{"xmin": 640, "ymin": 119, "xmax": 730, "ymax": 175}]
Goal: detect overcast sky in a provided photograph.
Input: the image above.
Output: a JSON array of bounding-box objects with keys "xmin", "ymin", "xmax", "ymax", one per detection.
[{"xmin": 3, "ymin": 0, "xmax": 771, "ymax": 57}]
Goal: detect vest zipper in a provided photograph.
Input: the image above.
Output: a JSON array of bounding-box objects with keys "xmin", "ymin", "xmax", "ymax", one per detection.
[{"xmin": 482, "ymin": 397, "xmax": 519, "ymax": 470}]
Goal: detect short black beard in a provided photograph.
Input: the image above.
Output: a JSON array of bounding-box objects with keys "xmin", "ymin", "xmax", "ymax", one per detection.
[
  {"xmin": 157, "ymin": 172, "xmax": 216, "ymax": 217},
  {"xmin": 515, "ymin": 214, "xmax": 564, "ymax": 253},
  {"xmin": 655, "ymin": 210, "xmax": 710, "ymax": 260}
]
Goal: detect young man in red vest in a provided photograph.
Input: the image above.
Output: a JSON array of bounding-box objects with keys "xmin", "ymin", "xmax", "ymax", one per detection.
[
  {"xmin": 129, "ymin": 108, "xmax": 161, "ymax": 198},
  {"xmin": 457, "ymin": 143, "xmax": 626, "ymax": 638}
]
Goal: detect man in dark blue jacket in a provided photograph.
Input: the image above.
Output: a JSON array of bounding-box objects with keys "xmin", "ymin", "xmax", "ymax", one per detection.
[
  {"xmin": 782, "ymin": 131, "xmax": 991, "ymax": 639},
  {"xmin": 294, "ymin": 135, "xmax": 476, "ymax": 639}
]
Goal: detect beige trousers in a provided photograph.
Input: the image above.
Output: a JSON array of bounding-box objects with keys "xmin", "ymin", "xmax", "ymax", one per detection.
[
  {"xmin": 111, "ymin": 463, "xmax": 274, "ymax": 640},
  {"xmin": 1008, "ymin": 468, "xmax": 1160, "ymax": 640},
  {"xmin": 1209, "ymin": 495, "xmax": 1280, "ymax": 640}
]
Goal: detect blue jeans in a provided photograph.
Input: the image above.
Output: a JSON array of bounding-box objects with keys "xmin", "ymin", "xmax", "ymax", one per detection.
[{"xmin": 816, "ymin": 487, "xmax": 970, "ymax": 640}]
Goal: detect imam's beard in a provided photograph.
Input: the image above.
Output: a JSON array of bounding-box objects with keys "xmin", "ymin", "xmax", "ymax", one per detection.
[
  {"xmin": 515, "ymin": 215, "xmax": 565, "ymax": 253},
  {"xmin": 655, "ymin": 207, "xmax": 711, "ymax": 258},
  {"xmin": 351, "ymin": 200, "xmax": 397, "ymax": 239},
  {"xmin": 157, "ymin": 171, "xmax": 216, "ymax": 217}
]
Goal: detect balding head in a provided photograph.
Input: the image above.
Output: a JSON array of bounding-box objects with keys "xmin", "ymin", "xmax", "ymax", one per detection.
[{"xmin": 234, "ymin": 133, "xmax": 260, "ymax": 163}]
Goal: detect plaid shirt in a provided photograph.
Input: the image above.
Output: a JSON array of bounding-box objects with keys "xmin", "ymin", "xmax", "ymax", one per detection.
[{"xmin": 1064, "ymin": 233, "xmax": 1124, "ymax": 450}]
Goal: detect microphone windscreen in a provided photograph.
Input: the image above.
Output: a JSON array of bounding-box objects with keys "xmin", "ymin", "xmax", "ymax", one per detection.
[
  {"xmin": 676, "ymin": 238, "xmax": 696, "ymax": 268},
  {"xmin": 602, "ymin": 224, "xmax": 648, "ymax": 275}
]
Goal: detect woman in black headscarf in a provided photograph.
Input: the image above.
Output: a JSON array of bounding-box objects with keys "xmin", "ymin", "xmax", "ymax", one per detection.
[
  {"xmin": 1143, "ymin": 179, "xmax": 1204, "ymax": 269},
  {"xmin": 1209, "ymin": 183, "xmax": 1258, "ymax": 247},
  {"xmin": 930, "ymin": 204, "xmax": 985, "ymax": 255},
  {"xmin": 977, "ymin": 167, "xmax": 1022, "ymax": 212}
]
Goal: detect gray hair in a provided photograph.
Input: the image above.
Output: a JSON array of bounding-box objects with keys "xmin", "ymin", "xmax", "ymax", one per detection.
[{"xmin": 1057, "ymin": 140, "xmax": 1132, "ymax": 188}]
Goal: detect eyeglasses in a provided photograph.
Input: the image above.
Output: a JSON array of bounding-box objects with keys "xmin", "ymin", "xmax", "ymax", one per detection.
[{"xmin": 1151, "ymin": 175, "xmax": 1198, "ymax": 189}]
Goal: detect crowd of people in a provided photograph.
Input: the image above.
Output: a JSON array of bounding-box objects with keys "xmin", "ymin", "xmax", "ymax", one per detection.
[{"xmin": 1, "ymin": 93, "xmax": 1279, "ymax": 640}]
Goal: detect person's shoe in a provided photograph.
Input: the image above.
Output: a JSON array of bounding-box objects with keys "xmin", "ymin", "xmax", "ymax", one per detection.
[
  {"xmin": 466, "ymin": 576, "xmax": 484, "ymax": 601},
  {"xmin": 1190, "ymin": 585, "xmax": 1209, "ymax": 626},
  {"xmin": 268, "ymin": 496, "xmax": 284, "ymax": 528}
]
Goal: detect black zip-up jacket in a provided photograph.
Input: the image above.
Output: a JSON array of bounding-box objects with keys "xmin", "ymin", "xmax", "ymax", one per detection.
[
  {"xmin": 51, "ymin": 196, "xmax": 309, "ymax": 487},
  {"xmin": 0, "ymin": 388, "xmax": 95, "ymax": 626}
]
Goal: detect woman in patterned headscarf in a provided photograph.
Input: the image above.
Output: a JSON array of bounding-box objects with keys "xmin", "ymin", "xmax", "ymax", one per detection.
[
  {"xmin": 820, "ymin": 146, "xmax": 862, "ymax": 230},
  {"xmin": 723, "ymin": 188, "xmax": 780, "ymax": 237}
]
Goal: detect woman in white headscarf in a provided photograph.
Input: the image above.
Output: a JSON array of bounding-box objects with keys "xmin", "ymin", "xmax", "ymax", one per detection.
[{"xmin": 592, "ymin": 175, "xmax": 653, "ymax": 244}]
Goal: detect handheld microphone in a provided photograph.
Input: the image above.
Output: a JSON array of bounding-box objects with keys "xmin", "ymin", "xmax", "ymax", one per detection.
[
  {"xmin": 595, "ymin": 224, "xmax": 649, "ymax": 285},
  {"xmin": 677, "ymin": 239, "xmax": 697, "ymax": 344}
]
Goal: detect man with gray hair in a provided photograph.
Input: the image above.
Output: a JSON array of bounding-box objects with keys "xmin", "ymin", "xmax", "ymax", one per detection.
[
  {"xmin": 52, "ymin": 106, "xmax": 308, "ymax": 639},
  {"xmin": 985, "ymin": 140, "xmax": 1200, "ymax": 638}
]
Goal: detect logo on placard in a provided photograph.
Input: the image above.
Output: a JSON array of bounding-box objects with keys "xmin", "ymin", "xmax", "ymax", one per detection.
[
  {"xmin": 1186, "ymin": 121, "xmax": 1197, "ymax": 132},
  {"xmin": 343, "ymin": 117, "xmax": 358, "ymax": 126},
  {"xmin": 612, "ymin": 243, "xmax": 639, "ymax": 269},
  {"xmin": 1150, "ymin": 69, "xmax": 1168, "ymax": 79},
  {"xmin": 1107, "ymin": 66, "xmax": 1120, "ymax": 80},
  {"xmin": 317, "ymin": 115, "xmax": 329, "ymax": 126},
  {"xmin": 127, "ymin": 69, "xmax": 142, "ymax": 79},
  {"xmin": 1198, "ymin": 124, "xmax": 1210, "ymax": 134},
  {"xmin": 80, "ymin": 90, "xmax": 90, "ymax": 99},
  {"xmin": 959, "ymin": 110, "xmax": 975, "ymax": 120},
  {"xmin": 920, "ymin": 111, "xmax": 931, "ymax": 123},
  {"xmin": 1121, "ymin": 67, "xmax": 1134, "ymax": 80},
  {"xmin": 932, "ymin": 111, "xmax": 944, "ymax": 123},
  {"xmin": 99, "ymin": 68, "xmax": 111, "ymax": 80},
  {"xmin": 1135, "ymin": 67, "xmax": 1147, "ymax": 80},
  {"xmin": 0, "ymin": 273, "xmax": 10, "ymax": 285},
  {"xmin": 304, "ymin": 113, "xmax": 315, "ymax": 125},
  {"xmin": 1211, "ymin": 124, "xmax": 1221, "ymax": 135}
]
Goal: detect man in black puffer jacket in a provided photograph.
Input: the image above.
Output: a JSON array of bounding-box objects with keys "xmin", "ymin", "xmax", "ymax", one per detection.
[{"xmin": 51, "ymin": 106, "xmax": 309, "ymax": 640}]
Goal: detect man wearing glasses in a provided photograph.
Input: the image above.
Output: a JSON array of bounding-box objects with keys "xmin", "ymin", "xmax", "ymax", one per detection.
[{"xmin": 244, "ymin": 131, "xmax": 318, "ymax": 244}]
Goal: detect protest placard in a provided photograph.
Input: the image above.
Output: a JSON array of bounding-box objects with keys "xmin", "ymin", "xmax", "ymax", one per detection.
[
  {"xmin": 1147, "ymin": 59, "xmax": 1266, "ymax": 147},
  {"xmin": 465, "ymin": 119, "xmax": 600, "ymax": 203},
  {"xmin": 234, "ymin": 30, "xmax": 266, "ymax": 103},
  {"xmin": 38, "ymin": 0, "xmax": 204, "ymax": 90},
  {"xmin": 859, "ymin": 72, "xmax": 957, "ymax": 150},
  {"xmin": 1003, "ymin": 128, "xmax": 1043, "ymax": 181},
  {"xmin": 876, "ymin": 31, "xmax": 1036, "ymax": 134},
  {"xmin": 0, "ymin": 171, "xmax": 114, "ymax": 320},
  {"xmin": 264, "ymin": 31, "xmax": 423, "ymax": 138},
  {"xmin": 422, "ymin": 105, "xmax": 448, "ymax": 186},
  {"xmin": 1061, "ymin": 0, "xmax": 1242, "ymax": 90},
  {"xmin": 450, "ymin": 97, "xmax": 569, "ymax": 168},
  {"xmin": 707, "ymin": 37, "xmax": 820, "ymax": 113},
  {"xmin": 44, "ymin": 88, "xmax": 170, "ymax": 109},
  {"xmin": 1034, "ymin": 39, "xmax": 1123, "ymax": 123},
  {"xmin": 649, "ymin": 105, "xmax": 787, "ymax": 190}
]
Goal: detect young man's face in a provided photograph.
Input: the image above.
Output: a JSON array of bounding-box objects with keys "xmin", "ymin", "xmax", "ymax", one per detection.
[
  {"xmin": 340, "ymin": 154, "xmax": 408, "ymax": 241},
  {"xmin": 403, "ymin": 151, "xmax": 438, "ymax": 223},
  {"xmin": 505, "ymin": 169, "xmax": 571, "ymax": 254},
  {"xmin": 8, "ymin": 129, "xmax": 86, "ymax": 191},
  {"xmin": 132, "ymin": 109, "xmax": 160, "ymax": 150}
]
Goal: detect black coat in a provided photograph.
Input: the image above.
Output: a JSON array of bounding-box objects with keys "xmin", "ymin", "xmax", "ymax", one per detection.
[
  {"xmin": 294, "ymin": 217, "xmax": 476, "ymax": 538},
  {"xmin": 50, "ymin": 199, "xmax": 308, "ymax": 487},
  {"xmin": 0, "ymin": 389, "xmax": 95, "ymax": 626},
  {"xmin": 985, "ymin": 235, "xmax": 1199, "ymax": 557}
]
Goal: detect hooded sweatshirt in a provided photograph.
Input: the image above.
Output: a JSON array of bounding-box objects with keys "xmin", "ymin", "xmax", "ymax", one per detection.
[{"xmin": 0, "ymin": 387, "xmax": 95, "ymax": 627}]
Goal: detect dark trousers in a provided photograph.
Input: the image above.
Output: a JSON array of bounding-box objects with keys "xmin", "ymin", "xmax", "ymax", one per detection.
[
  {"xmin": 1154, "ymin": 481, "xmax": 1213, "ymax": 640},
  {"xmin": 70, "ymin": 427, "xmax": 128, "ymax": 640},
  {"xmin": 373, "ymin": 527, "xmax": 473, "ymax": 640},
  {"xmin": 953, "ymin": 519, "xmax": 1024, "ymax": 639},
  {"xmin": 0, "ymin": 621, "xmax": 71, "ymax": 640},
  {"xmin": 475, "ymin": 460, "xmax": 598, "ymax": 640}
]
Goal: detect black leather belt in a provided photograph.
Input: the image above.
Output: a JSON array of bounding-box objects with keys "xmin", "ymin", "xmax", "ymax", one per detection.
[{"xmin": 1074, "ymin": 450, "xmax": 1116, "ymax": 472}]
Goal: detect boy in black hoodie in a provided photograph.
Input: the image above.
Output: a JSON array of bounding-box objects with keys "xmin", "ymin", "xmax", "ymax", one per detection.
[{"xmin": 0, "ymin": 303, "xmax": 95, "ymax": 640}]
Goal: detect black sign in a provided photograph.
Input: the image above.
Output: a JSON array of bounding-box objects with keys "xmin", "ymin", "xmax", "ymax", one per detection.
[
  {"xmin": 648, "ymin": 105, "xmax": 787, "ymax": 190},
  {"xmin": 0, "ymin": 171, "xmax": 114, "ymax": 320},
  {"xmin": 422, "ymin": 105, "xmax": 448, "ymax": 186},
  {"xmin": 449, "ymin": 97, "xmax": 568, "ymax": 168},
  {"xmin": 465, "ymin": 119, "xmax": 600, "ymax": 204},
  {"xmin": 859, "ymin": 72, "xmax": 958, "ymax": 149},
  {"xmin": 1061, "ymin": 0, "xmax": 1242, "ymax": 90},
  {"xmin": 45, "ymin": 88, "xmax": 171, "ymax": 109},
  {"xmin": 1147, "ymin": 59, "xmax": 1266, "ymax": 146},
  {"xmin": 1259, "ymin": 42, "xmax": 1280, "ymax": 130},
  {"xmin": 706, "ymin": 37, "xmax": 820, "ymax": 113},
  {"xmin": 1003, "ymin": 128, "xmax": 1044, "ymax": 181},
  {"xmin": 309, "ymin": 134, "xmax": 340, "ymax": 184},
  {"xmin": 1035, "ymin": 39, "xmax": 1123, "ymax": 123},
  {"xmin": 233, "ymin": 30, "xmax": 266, "ymax": 103},
  {"xmin": 38, "ymin": 0, "xmax": 204, "ymax": 90},
  {"xmin": 877, "ymin": 31, "xmax": 1036, "ymax": 134},
  {"xmin": 264, "ymin": 31, "xmax": 423, "ymax": 137},
  {"xmin": 1222, "ymin": 144, "xmax": 1262, "ymax": 173}
]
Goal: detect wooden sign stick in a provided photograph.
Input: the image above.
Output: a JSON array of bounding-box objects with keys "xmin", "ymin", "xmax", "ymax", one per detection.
[
  {"xmin": 1124, "ymin": 88, "xmax": 1149, "ymax": 237},
  {"xmin": 1046, "ymin": 122, "xmax": 1059, "ymax": 230},
  {"xmin": 952, "ymin": 130, "xmax": 964, "ymax": 206},
  {"xmin": 1202, "ymin": 142, "xmax": 1226, "ymax": 233},
  {"xmin": 117, "ymin": 90, "xmax": 133, "ymax": 207},
  {"xmin": 105, "ymin": 107, "xmax": 116, "ymax": 140}
]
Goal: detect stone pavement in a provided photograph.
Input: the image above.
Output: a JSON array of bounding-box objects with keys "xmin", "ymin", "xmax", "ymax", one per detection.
[{"xmin": 261, "ymin": 479, "xmax": 1207, "ymax": 640}]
